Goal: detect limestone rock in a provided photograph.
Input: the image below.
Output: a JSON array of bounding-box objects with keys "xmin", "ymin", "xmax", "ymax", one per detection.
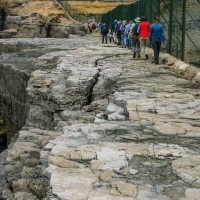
[{"xmin": 172, "ymin": 155, "xmax": 200, "ymax": 187}]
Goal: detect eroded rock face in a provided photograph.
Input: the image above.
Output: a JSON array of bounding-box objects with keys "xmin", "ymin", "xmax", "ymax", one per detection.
[
  {"xmin": 0, "ymin": 36, "xmax": 127, "ymax": 199},
  {"xmin": 2, "ymin": 0, "xmax": 74, "ymax": 38},
  {"xmin": 0, "ymin": 34, "xmax": 200, "ymax": 200}
]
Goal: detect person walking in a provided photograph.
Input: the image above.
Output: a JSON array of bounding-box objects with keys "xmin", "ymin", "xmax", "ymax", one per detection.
[
  {"xmin": 150, "ymin": 16, "xmax": 166, "ymax": 64},
  {"xmin": 115, "ymin": 20, "xmax": 122, "ymax": 46},
  {"xmin": 111, "ymin": 20, "xmax": 118, "ymax": 44},
  {"xmin": 125, "ymin": 20, "xmax": 133, "ymax": 49},
  {"xmin": 129, "ymin": 17, "xmax": 141, "ymax": 59},
  {"xmin": 120, "ymin": 20, "xmax": 126, "ymax": 48},
  {"xmin": 137, "ymin": 16, "xmax": 150, "ymax": 59},
  {"xmin": 100, "ymin": 23, "xmax": 109, "ymax": 44}
]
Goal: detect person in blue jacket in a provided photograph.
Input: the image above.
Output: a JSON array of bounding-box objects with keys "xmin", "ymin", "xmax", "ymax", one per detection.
[
  {"xmin": 150, "ymin": 16, "xmax": 166, "ymax": 64},
  {"xmin": 100, "ymin": 23, "xmax": 109, "ymax": 44}
]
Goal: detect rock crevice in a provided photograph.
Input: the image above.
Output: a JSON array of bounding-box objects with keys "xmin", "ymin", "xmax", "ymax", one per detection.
[{"xmin": 0, "ymin": 35, "xmax": 200, "ymax": 200}]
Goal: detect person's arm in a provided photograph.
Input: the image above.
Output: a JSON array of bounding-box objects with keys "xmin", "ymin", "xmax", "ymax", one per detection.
[
  {"xmin": 137, "ymin": 23, "xmax": 140, "ymax": 34},
  {"xmin": 149, "ymin": 25, "xmax": 152, "ymax": 42},
  {"xmin": 161, "ymin": 25, "xmax": 166, "ymax": 44}
]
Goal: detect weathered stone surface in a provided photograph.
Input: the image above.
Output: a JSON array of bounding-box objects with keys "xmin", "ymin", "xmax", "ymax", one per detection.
[
  {"xmin": 180, "ymin": 188, "xmax": 200, "ymax": 200},
  {"xmin": 172, "ymin": 155, "xmax": 200, "ymax": 187},
  {"xmin": 1, "ymin": 33, "xmax": 200, "ymax": 200}
]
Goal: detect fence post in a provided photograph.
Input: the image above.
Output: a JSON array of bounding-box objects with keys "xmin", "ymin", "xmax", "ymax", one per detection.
[
  {"xmin": 150, "ymin": 0, "xmax": 153, "ymax": 22},
  {"xmin": 169, "ymin": 0, "xmax": 173, "ymax": 54},
  {"xmin": 182, "ymin": 0, "xmax": 186, "ymax": 61},
  {"xmin": 158, "ymin": 0, "xmax": 160, "ymax": 16}
]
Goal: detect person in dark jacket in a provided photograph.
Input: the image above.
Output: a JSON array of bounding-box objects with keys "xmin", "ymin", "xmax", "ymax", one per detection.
[
  {"xmin": 150, "ymin": 16, "xmax": 166, "ymax": 64},
  {"xmin": 100, "ymin": 23, "xmax": 109, "ymax": 44}
]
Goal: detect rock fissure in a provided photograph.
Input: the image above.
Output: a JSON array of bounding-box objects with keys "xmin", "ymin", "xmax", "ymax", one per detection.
[{"xmin": 1, "ymin": 34, "xmax": 200, "ymax": 200}]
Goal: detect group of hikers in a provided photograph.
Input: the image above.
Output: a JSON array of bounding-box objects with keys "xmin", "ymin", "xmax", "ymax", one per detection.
[{"xmin": 95, "ymin": 16, "xmax": 165, "ymax": 65}]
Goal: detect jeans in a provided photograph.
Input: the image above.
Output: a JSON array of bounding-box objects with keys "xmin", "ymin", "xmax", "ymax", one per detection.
[
  {"xmin": 102, "ymin": 33, "xmax": 108, "ymax": 44},
  {"xmin": 127, "ymin": 38, "xmax": 132, "ymax": 48},
  {"xmin": 151, "ymin": 38, "xmax": 161, "ymax": 63},
  {"xmin": 121, "ymin": 33, "xmax": 127, "ymax": 47},
  {"xmin": 123, "ymin": 34, "xmax": 128, "ymax": 47}
]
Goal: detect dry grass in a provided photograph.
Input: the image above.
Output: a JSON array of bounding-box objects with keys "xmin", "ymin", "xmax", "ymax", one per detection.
[{"xmin": 68, "ymin": 1, "xmax": 132, "ymax": 14}]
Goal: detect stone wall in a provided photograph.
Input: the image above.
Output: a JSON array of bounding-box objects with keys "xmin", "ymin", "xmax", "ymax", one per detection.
[
  {"xmin": 5, "ymin": 16, "xmax": 70, "ymax": 38},
  {"xmin": 0, "ymin": 64, "xmax": 30, "ymax": 142}
]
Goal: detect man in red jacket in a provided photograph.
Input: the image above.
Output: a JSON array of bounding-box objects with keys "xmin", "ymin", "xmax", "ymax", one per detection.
[{"xmin": 137, "ymin": 16, "xmax": 150, "ymax": 59}]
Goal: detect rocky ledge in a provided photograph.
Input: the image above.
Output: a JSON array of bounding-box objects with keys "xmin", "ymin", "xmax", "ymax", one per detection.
[{"xmin": 0, "ymin": 34, "xmax": 200, "ymax": 200}]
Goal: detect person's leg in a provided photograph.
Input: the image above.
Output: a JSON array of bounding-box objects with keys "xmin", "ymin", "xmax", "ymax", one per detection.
[
  {"xmin": 123, "ymin": 34, "xmax": 126, "ymax": 47},
  {"xmin": 113, "ymin": 32, "xmax": 117, "ymax": 44},
  {"xmin": 126, "ymin": 37, "xmax": 131, "ymax": 49},
  {"xmin": 102, "ymin": 34, "xmax": 104, "ymax": 44},
  {"xmin": 132, "ymin": 37, "xmax": 137, "ymax": 58},
  {"xmin": 121, "ymin": 34, "xmax": 124, "ymax": 47},
  {"xmin": 157, "ymin": 39, "xmax": 161, "ymax": 63},
  {"xmin": 117, "ymin": 31, "xmax": 121, "ymax": 45},
  {"xmin": 117, "ymin": 32, "xmax": 121, "ymax": 45},
  {"xmin": 105, "ymin": 34, "xmax": 108, "ymax": 44},
  {"xmin": 136, "ymin": 36, "xmax": 141, "ymax": 59},
  {"xmin": 144, "ymin": 37, "xmax": 150, "ymax": 59},
  {"xmin": 151, "ymin": 38, "xmax": 159, "ymax": 63},
  {"xmin": 139, "ymin": 37, "xmax": 145, "ymax": 59},
  {"xmin": 124, "ymin": 34, "xmax": 127, "ymax": 47}
]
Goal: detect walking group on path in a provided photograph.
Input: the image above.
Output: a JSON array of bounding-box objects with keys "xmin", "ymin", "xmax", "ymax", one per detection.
[{"xmin": 96, "ymin": 16, "xmax": 166, "ymax": 65}]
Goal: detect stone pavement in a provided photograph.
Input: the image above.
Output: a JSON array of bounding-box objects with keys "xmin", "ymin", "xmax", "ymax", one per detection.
[
  {"xmin": 1, "ymin": 34, "xmax": 200, "ymax": 200},
  {"xmin": 42, "ymin": 35, "xmax": 200, "ymax": 200}
]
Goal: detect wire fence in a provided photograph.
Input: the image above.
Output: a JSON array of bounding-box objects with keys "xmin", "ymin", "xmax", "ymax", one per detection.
[
  {"xmin": 101, "ymin": 0, "xmax": 200, "ymax": 66},
  {"xmin": 57, "ymin": 0, "xmax": 200, "ymax": 66}
]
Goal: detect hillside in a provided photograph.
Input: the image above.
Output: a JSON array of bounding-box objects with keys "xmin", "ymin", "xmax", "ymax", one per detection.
[
  {"xmin": 3, "ymin": 0, "xmax": 137, "ymax": 25},
  {"xmin": 4, "ymin": 0, "xmax": 72, "ymax": 24},
  {"xmin": 67, "ymin": 1, "xmax": 133, "ymax": 14}
]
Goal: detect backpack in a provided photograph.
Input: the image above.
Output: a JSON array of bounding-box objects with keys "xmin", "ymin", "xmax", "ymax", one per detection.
[
  {"xmin": 91, "ymin": 23, "xmax": 96, "ymax": 30},
  {"xmin": 120, "ymin": 24, "xmax": 126, "ymax": 33},
  {"xmin": 132, "ymin": 23, "xmax": 139, "ymax": 35},
  {"xmin": 102, "ymin": 26, "xmax": 108, "ymax": 34}
]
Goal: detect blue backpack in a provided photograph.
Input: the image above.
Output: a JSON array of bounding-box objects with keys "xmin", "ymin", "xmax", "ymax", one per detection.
[{"xmin": 102, "ymin": 26, "xmax": 108, "ymax": 33}]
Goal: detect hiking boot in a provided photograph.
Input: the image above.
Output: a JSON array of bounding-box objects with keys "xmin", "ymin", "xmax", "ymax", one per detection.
[
  {"xmin": 133, "ymin": 52, "xmax": 136, "ymax": 58},
  {"xmin": 145, "ymin": 54, "xmax": 149, "ymax": 59}
]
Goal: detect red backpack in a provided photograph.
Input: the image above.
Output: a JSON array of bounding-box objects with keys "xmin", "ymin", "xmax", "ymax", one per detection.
[{"xmin": 91, "ymin": 23, "xmax": 96, "ymax": 30}]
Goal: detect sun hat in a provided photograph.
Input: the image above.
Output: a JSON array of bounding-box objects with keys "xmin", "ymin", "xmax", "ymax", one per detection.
[{"xmin": 134, "ymin": 17, "xmax": 141, "ymax": 23}]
